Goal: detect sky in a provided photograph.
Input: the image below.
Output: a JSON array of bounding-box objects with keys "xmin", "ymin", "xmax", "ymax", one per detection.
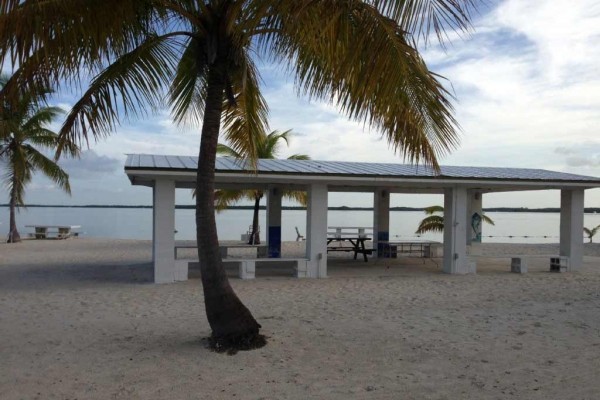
[{"xmin": 7, "ymin": 0, "xmax": 600, "ymax": 208}]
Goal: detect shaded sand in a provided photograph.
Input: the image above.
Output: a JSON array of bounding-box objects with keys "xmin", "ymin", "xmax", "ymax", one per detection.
[{"xmin": 1, "ymin": 238, "xmax": 600, "ymax": 399}]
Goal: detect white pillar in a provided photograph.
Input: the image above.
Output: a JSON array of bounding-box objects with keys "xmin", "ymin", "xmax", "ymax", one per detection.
[
  {"xmin": 373, "ymin": 189, "xmax": 390, "ymax": 257},
  {"xmin": 467, "ymin": 191, "xmax": 483, "ymax": 245},
  {"xmin": 306, "ymin": 184, "xmax": 328, "ymax": 278},
  {"xmin": 560, "ymin": 189, "xmax": 584, "ymax": 271},
  {"xmin": 443, "ymin": 186, "xmax": 471, "ymax": 274},
  {"xmin": 266, "ymin": 186, "xmax": 282, "ymax": 258},
  {"xmin": 152, "ymin": 179, "xmax": 176, "ymax": 283}
]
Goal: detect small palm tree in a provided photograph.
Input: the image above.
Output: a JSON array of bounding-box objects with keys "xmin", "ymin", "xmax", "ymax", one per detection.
[
  {"xmin": 0, "ymin": 75, "xmax": 75, "ymax": 243},
  {"xmin": 416, "ymin": 205, "xmax": 495, "ymax": 235},
  {"xmin": 215, "ymin": 130, "xmax": 309, "ymax": 244},
  {"xmin": 584, "ymin": 225, "xmax": 600, "ymax": 243}
]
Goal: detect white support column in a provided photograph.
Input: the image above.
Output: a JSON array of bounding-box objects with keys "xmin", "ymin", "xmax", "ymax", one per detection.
[
  {"xmin": 560, "ymin": 189, "xmax": 584, "ymax": 271},
  {"xmin": 306, "ymin": 184, "xmax": 328, "ymax": 278},
  {"xmin": 443, "ymin": 186, "xmax": 472, "ymax": 274},
  {"xmin": 466, "ymin": 191, "xmax": 483, "ymax": 245},
  {"xmin": 152, "ymin": 179, "xmax": 176, "ymax": 283},
  {"xmin": 373, "ymin": 189, "xmax": 390, "ymax": 258},
  {"xmin": 266, "ymin": 186, "xmax": 282, "ymax": 258}
]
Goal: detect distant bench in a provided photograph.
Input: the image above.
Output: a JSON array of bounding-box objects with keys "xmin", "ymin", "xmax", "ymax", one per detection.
[
  {"xmin": 468, "ymin": 255, "xmax": 569, "ymax": 274},
  {"xmin": 175, "ymin": 243, "xmax": 267, "ymax": 259},
  {"xmin": 26, "ymin": 225, "xmax": 81, "ymax": 239}
]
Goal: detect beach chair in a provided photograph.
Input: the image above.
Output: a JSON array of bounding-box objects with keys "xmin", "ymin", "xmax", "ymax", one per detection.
[{"xmin": 295, "ymin": 226, "xmax": 305, "ymax": 241}]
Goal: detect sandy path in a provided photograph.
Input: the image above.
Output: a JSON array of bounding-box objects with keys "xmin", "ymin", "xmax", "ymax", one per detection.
[{"xmin": 1, "ymin": 239, "xmax": 599, "ymax": 399}]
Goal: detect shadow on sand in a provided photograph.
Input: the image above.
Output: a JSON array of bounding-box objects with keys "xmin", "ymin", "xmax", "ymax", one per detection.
[{"xmin": 0, "ymin": 262, "xmax": 154, "ymax": 291}]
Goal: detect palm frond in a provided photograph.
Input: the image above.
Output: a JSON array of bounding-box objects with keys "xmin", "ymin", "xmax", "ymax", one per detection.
[
  {"xmin": 287, "ymin": 154, "xmax": 310, "ymax": 161},
  {"xmin": 24, "ymin": 145, "xmax": 71, "ymax": 194},
  {"xmin": 283, "ymin": 190, "xmax": 308, "ymax": 207},
  {"xmin": 57, "ymin": 34, "xmax": 182, "ymax": 156},
  {"xmin": 21, "ymin": 106, "xmax": 65, "ymax": 133},
  {"xmin": 261, "ymin": 129, "xmax": 291, "ymax": 157},
  {"xmin": 214, "ymin": 189, "xmax": 255, "ymax": 212},
  {"xmin": 482, "ymin": 214, "xmax": 495, "ymax": 226},
  {"xmin": 423, "ymin": 205, "xmax": 444, "ymax": 215},
  {"xmin": 169, "ymin": 37, "xmax": 208, "ymax": 125},
  {"xmin": 415, "ymin": 215, "xmax": 444, "ymax": 234},
  {"xmin": 0, "ymin": 0, "xmax": 162, "ymax": 76},
  {"xmin": 216, "ymin": 143, "xmax": 243, "ymax": 158},
  {"xmin": 265, "ymin": 1, "xmax": 460, "ymax": 170},
  {"xmin": 221, "ymin": 52, "xmax": 270, "ymax": 164},
  {"xmin": 373, "ymin": 0, "xmax": 476, "ymax": 44}
]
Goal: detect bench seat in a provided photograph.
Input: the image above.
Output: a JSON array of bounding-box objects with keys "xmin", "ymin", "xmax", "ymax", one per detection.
[
  {"xmin": 223, "ymin": 258, "xmax": 309, "ymax": 279},
  {"xmin": 175, "ymin": 244, "xmax": 267, "ymax": 259},
  {"xmin": 468, "ymin": 255, "xmax": 569, "ymax": 274}
]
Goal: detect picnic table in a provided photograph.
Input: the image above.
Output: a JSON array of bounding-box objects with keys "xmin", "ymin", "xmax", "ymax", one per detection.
[
  {"xmin": 327, "ymin": 236, "xmax": 373, "ymax": 262},
  {"xmin": 25, "ymin": 225, "xmax": 81, "ymax": 239}
]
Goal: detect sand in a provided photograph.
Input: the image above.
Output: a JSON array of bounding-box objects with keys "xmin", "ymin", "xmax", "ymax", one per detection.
[{"xmin": 1, "ymin": 238, "xmax": 600, "ymax": 399}]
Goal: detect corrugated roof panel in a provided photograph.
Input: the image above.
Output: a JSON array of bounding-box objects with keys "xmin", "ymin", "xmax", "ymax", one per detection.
[
  {"xmin": 167, "ymin": 156, "xmax": 186, "ymax": 169},
  {"xmin": 139, "ymin": 154, "xmax": 155, "ymax": 168},
  {"xmin": 152, "ymin": 155, "xmax": 171, "ymax": 168},
  {"xmin": 124, "ymin": 154, "xmax": 600, "ymax": 183},
  {"xmin": 125, "ymin": 154, "xmax": 138, "ymax": 168}
]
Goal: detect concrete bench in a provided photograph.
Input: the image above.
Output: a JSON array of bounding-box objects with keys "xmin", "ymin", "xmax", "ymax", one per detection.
[
  {"xmin": 224, "ymin": 258, "xmax": 309, "ymax": 280},
  {"xmin": 469, "ymin": 255, "xmax": 570, "ymax": 274},
  {"xmin": 174, "ymin": 244, "xmax": 267, "ymax": 259}
]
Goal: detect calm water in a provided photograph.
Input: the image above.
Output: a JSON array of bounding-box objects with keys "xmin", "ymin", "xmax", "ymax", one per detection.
[{"xmin": 2, "ymin": 207, "xmax": 599, "ymax": 244}]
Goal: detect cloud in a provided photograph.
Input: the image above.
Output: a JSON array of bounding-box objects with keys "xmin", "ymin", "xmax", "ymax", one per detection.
[
  {"xmin": 59, "ymin": 150, "xmax": 121, "ymax": 178},
  {"xmin": 554, "ymin": 143, "xmax": 600, "ymax": 168}
]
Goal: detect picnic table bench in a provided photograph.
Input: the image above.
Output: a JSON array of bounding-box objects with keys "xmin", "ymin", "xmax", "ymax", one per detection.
[{"xmin": 26, "ymin": 225, "xmax": 81, "ymax": 239}]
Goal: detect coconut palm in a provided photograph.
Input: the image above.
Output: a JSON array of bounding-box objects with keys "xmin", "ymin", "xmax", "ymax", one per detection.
[
  {"xmin": 0, "ymin": 75, "xmax": 73, "ymax": 243},
  {"xmin": 584, "ymin": 225, "xmax": 600, "ymax": 243},
  {"xmin": 416, "ymin": 205, "xmax": 495, "ymax": 235},
  {"xmin": 216, "ymin": 129, "xmax": 309, "ymax": 245},
  {"xmin": 0, "ymin": 0, "xmax": 477, "ymax": 349}
]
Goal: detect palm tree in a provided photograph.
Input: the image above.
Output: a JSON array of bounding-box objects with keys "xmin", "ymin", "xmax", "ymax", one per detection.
[
  {"xmin": 0, "ymin": 1, "xmax": 477, "ymax": 349},
  {"xmin": 416, "ymin": 205, "xmax": 495, "ymax": 235},
  {"xmin": 215, "ymin": 129, "xmax": 309, "ymax": 245},
  {"xmin": 0, "ymin": 75, "xmax": 73, "ymax": 243},
  {"xmin": 584, "ymin": 225, "xmax": 600, "ymax": 243}
]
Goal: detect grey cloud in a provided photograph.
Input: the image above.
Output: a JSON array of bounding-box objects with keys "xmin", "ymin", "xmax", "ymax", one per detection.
[
  {"xmin": 565, "ymin": 156, "xmax": 600, "ymax": 168},
  {"xmin": 59, "ymin": 150, "xmax": 121, "ymax": 177}
]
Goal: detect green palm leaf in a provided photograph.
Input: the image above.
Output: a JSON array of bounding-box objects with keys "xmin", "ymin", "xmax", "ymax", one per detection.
[{"xmin": 416, "ymin": 215, "xmax": 445, "ymax": 234}]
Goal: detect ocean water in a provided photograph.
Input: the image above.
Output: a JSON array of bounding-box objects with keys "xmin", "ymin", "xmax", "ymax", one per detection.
[{"xmin": 1, "ymin": 207, "xmax": 599, "ymax": 244}]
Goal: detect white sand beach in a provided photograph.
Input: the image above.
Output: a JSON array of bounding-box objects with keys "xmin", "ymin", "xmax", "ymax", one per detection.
[{"xmin": 1, "ymin": 238, "xmax": 600, "ymax": 399}]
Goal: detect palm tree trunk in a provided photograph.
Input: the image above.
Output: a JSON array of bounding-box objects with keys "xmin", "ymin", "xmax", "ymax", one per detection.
[
  {"xmin": 196, "ymin": 61, "xmax": 262, "ymax": 348},
  {"xmin": 248, "ymin": 194, "xmax": 261, "ymax": 245},
  {"xmin": 7, "ymin": 184, "xmax": 21, "ymax": 243}
]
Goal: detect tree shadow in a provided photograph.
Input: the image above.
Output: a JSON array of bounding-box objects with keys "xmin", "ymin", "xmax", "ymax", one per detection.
[{"xmin": 0, "ymin": 262, "xmax": 154, "ymax": 291}]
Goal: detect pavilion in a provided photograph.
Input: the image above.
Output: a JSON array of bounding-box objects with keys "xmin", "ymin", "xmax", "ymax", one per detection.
[{"xmin": 124, "ymin": 154, "xmax": 600, "ymax": 283}]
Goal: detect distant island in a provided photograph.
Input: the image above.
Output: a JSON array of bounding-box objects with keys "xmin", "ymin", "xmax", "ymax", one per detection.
[{"xmin": 1, "ymin": 204, "xmax": 599, "ymax": 213}]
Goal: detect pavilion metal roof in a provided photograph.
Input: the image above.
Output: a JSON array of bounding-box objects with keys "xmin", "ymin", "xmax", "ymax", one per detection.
[{"xmin": 125, "ymin": 154, "xmax": 600, "ymax": 184}]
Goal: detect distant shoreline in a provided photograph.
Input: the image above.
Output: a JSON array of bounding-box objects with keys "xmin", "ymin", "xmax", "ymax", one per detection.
[{"xmin": 1, "ymin": 204, "xmax": 599, "ymax": 213}]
